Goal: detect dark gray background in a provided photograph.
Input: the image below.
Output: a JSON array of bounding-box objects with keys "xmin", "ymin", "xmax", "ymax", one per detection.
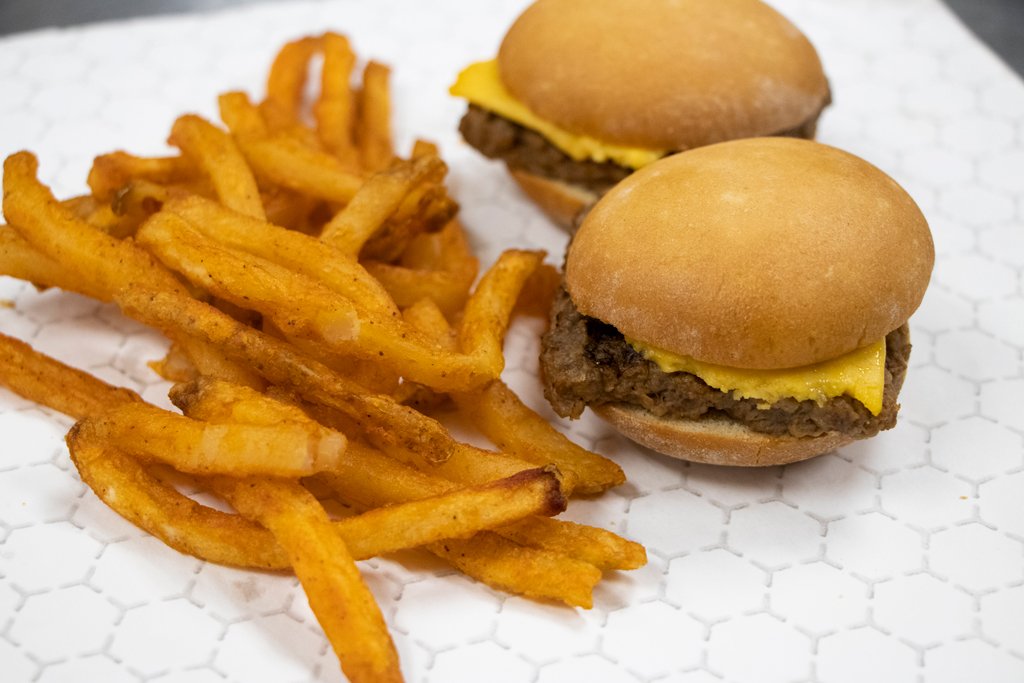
[{"xmin": 0, "ymin": 0, "xmax": 1022, "ymax": 76}]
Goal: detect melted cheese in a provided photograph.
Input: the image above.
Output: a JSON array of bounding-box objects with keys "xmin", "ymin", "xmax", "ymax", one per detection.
[
  {"xmin": 629, "ymin": 338, "xmax": 887, "ymax": 415},
  {"xmin": 450, "ymin": 60, "xmax": 665, "ymax": 169}
]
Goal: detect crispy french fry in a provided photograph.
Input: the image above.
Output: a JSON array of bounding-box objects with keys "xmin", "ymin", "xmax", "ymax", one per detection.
[
  {"xmin": 316, "ymin": 32, "xmax": 358, "ymax": 166},
  {"xmin": 79, "ymin": 403, "xmax": 346, "ymax": 477},
  {"xmin": 114, "ymin": 287, "xmax": 456, "ymax": 461},
  {"xmin": 169, "ymin": 115, "xmax": 264, "ymax": 219},
  {"xmin": 68, "ymin": 431, "xmax": 288, "ymax": 569},
  {"xmin": 164, "ymin": 195, "xmax": 398, "ymax": 317},
  {"xmin": 355, "ymin": 61, "xmax": 393, "ymax": 172},
  {"xmin": 219, "ymin": 91, "xmax": 270, "ymax": 139},
  {"xmin": 2, "ymin": 152, "xmax": 187, "ymax": 301},
  {"xmin": 264, "ymin": 35, "xmax": 321, "ymax": 126},
  {"xmin": 453, "ymin": 381, "xmax": 625, "ymax": 494},
  {"xmin": 320, "ymin": 155, "xmax": 446, "ymax": 256},
  {"xmin": 0, "ymin": 227, "xmax": 107, "ymax": 300},
  {"xmin": 211, "ymin": 476, "xmax": 402, "ymax": 683},
  {"xmin": 428, "ymin": 533, "xmax": 600, "ymax": 609},
  {"xmin": 137, "ymin": 212, "xmax": 360, "ymax": 344},
  {"xmin": 87, "ymin": 152, "xmax": 195, "ymax": 202},
  {"xmin": 237, "ymin": 134, "xmax": 364, "ymax": 203},
  {"xmin": 458, "ymin": 249, "xmax": 544, "ymax": 373},
  {"xmin": 0, "ymin": 332, "xmax": 141, "ymax": 418}
]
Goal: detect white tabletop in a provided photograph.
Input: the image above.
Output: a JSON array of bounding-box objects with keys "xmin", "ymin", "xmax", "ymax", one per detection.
[{"xmin": 1, "ymin": 1, "xmax": 1022, "ymax": 681}]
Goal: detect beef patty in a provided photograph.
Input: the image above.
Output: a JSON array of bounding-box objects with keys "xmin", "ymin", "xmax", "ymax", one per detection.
[
  {"xmin": 459, "ymin": 104, "xmax": 826, "ymax": 196},
  {"xmin": 540, "ymin": 287, "xmax": 911, "ymax": 440}
]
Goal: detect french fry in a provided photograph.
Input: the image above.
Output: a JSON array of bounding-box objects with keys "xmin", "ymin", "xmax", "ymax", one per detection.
[
  {"xmin": 263, "ymin": 35, "xmax": 321, "ymax": 127},
  {"xmin": 211, "ymin": 476, "xmax": 403, "ymax": 683},
  {"xmin": 114, "ymin": 287, "xmax": 456, "ymax": 461},
  {"xmin": 316, "ymin": 32, "xmax": 359, "ymax": 167},
  {"xmin": 428, "ymin": 533, "xmax": 601, "ymax": 609},
  {"xmin": 0, "ymin": 332, "xmax": 141, "ymax": 418},
  {"xmin": 458, "ymin": 249, "xmax": 544, "ymax": 373},
  {"xmin": 79, "ymin": 402, "xmax": 346, "ymax": 477},
  {"xmin": 2, "ymin": 152, "xmax": 187, "ymax": 301},
  {"xmin": 0, "ymin": 227, "xmax": 107, "ymax": 300},
  {"xmin": 87, "ymin": 151, "xmax": 195, "ymax": 203},
  {"xmin": 169, "ymin": 115, "xmax": 265, "ymax": 219},
  {"xmin": 355, "ymin": 61, "xmax": 394, "ymax": 172},
  {"xmin": 453, "ymin": 381, "xmax": 626, "ymax": 494},
  {"xmin": 68, "ymin": 431, "xmax": 289, "ymax": 569},
  {"xmin": 320, "ymin": 155, "xmax": 446, "ymax": 256},
  {"xmin": 218, "ymin": 91, "xmax": 270, "ymax": 139},
  {"xmin": 137, "ymin": 212, "xmax": 360, "ymax": 344},
  {"xmin": 163, "ymin": 195, "xmax": 398, "ymax": 317},
  {"xmin": 236, "ymin": 134, "xmax": 364, "ymax": 203}
]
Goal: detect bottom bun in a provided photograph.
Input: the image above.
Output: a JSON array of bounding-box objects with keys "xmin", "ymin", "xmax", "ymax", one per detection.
[
  {"xmin": 593, "ymin": 403, "xmax": 855, "ymax": 467},
  {"xmin": 509, "ymin": 169, "xmax": 597, "ymax": 231}
]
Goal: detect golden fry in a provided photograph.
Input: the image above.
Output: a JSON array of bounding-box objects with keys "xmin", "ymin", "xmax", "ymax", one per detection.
[
  {"xmin": 87, "ymin": 152, "xmax": 195, "ymax": 203},
  {"xmin": 355, "ymin": 61, "xmax": 394, "ymax": 172},
  {"xmin": 453, "ymin": 380, "xmax": 625, "ymax": 494},
  {"xmin": 0, "ymin": 332, "xmax": 141, "ymax": 419},
  {"xmin": 316, "ymin": 32, "xmax": 359, "ymax": 166},
  {"xmin": 115, "ymin": 287, "xmax": 456, "ymax": 461},
  {"xmin": 136, "ymin": 212, "xmax": 360, "ymax": 344},
  {"xmin": 169, "ymin": 115, "xmax": 264, "ymax": 219},
  {"xmin": 263, "ymin": 35, "xmax": 321, "ymax": 126},
  {"xmin": 80, "ymin": 402, "xmax": 346, "ymax": 477},
  {"xmin": 212, "ymin": 476, "xmax": 403, "ymax": 683},
  {"xmin": 2, "ymin": 152, "xmax": 187, "ymax": 301}
]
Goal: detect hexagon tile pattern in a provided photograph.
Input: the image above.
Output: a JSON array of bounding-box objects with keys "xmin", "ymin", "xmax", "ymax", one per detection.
[{"xmin": 1, "ymin": 0, "xmax": 1023, "ymax": 681}]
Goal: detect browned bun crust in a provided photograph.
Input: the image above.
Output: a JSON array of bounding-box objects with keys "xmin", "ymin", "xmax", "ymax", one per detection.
[
  {"xmin": 566, "ymin": 138, "xmax": 934, "ymax": 369},
  {"xmin": 498, "ymin": 0, "xmax": 830, "ymax": 150},
  {"xmin": 594, "ymin": 404, "xmax": 855, "ymax": 466},
  {"xmin": 509, "ymin": 170, "xmax": 596, "ymax": 231}
]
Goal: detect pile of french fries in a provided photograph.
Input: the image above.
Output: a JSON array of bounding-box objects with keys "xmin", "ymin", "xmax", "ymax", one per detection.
[{"xmin": 0, "ymin": 33, "xmax": 644, "ymax": 682}]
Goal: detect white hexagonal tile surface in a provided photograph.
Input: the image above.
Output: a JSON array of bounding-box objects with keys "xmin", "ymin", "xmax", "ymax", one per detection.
[{"xmin": 1, "ymin": 1, "xmax": 1023, "ymax": 681}]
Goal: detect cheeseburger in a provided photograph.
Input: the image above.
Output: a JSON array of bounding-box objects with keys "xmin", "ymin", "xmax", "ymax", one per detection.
[
  {"xmin": 540, "ymin": 138, "xmax": 934, "ymax": 466},
  {"xmin": 451, "ymin": 0, "xmax": 831, "ymax": 228}
]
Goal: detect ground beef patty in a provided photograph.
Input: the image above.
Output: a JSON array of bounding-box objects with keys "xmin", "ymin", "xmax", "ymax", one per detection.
[
  {"xmin": 540, "ymin": 287, "xmax": 911, "ymax": 440},
  {"xmin": 459, "ymin": 104, "xmax": 825, "ymax": 196}
]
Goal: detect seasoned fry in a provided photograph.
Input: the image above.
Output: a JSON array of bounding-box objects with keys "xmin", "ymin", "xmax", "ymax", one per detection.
[
  {"xmin": 115, "ymin": 287, "xmax": 456, "ymax": 460},
  {"xmin": 263, "ymin": 35, "xmax": 321, "ymax": 127},
  {"xmin": 79, "ymin": 402, "xmax": 345, "ymax": 477},
  {"xmin": 237, "ymin": 134, "xmax": 364, "ymax": 203},
  {"xmin": 428, "ymin": 533, "xmax": 601, "ymax": 609},
  {"xmin": 355, "ymin": 61, "xmax": 394, "ymax": 172},
  {"xmin": 458, "ymin": 249, "xmax": 544, "ymax": 371},
  {"xmin": 68, "ymin": 431, "xmax": 288, "ymax": 569},
  {"xmin": 2, "ymin": 153, "xmax": 187, "ymax": 301},
  {"xmin": 0, "ymin": 332, "xmax": 141, "ymax": 418},
  {"xmin": 0, "ymin": 227, "xmax": 107, "ymax": 300},
  {"xmin": 453, "ymin": 380, "xmax": 625, "ymax": 494},
  {"xmin": 320, "ymin": 155, "xmax": 446, "ymax": 255},
  {"xmin": 316, "ymin": 32, "xmax": 358, "ymax": 166},
  {"xmin": 137, "ymin": 212, "xmax": 361, "ymax": 344},
  {"xmin": 169, "ymin": 115, "xmax": 265, "ymax": 219},
  {"xmin": 87, "ymin": 152, "xmax": 195, "ymax": 202},
  {"xmin": 164, "ymin": 195, "xmax": 398, "ymax": 317},
  {"xmin": 218, "ymin": 91, "xmax": 269, "ymax": 139},
  {"xmin": 212, "ymin": 476, "xmax": 402, "ymax": 683}
]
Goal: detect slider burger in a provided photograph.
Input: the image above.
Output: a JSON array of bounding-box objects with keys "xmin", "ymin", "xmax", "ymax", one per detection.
[
  {"xmin": 540, "ymin": 138, "xmax": 934, "ymax": 466},
  {"xmin": 450, "ymin": 0, "xmax": 830, "ymax": 229}
]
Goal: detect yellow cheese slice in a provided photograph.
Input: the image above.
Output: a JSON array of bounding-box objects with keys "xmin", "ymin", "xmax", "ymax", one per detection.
[
  {"xmin": 450, "ymin": 60, "xmax": 665, "ymax": 170},
  {"xmin": 628, "ymin": 338, "xmax": 887, "ymax": 415}
]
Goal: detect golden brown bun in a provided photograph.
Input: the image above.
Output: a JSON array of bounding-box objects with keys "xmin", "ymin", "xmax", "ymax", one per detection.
[
  {"xmin": 566, "ymin": 138, "xmax": 934, "ymax": 369},
  {"xmin": 594, "ymin": 404, "xmax": 854, "ymax": 466},
  {"xmin": 498, "ymin": 0, "xmax": 830, "ymax": 150},
  {"xmin": 509, "ymin": 170, "xmax": 596, "ymax": 231}
]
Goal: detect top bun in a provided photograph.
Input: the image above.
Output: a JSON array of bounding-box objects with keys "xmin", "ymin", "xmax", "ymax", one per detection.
[
  {"xmin": 498, "ymin": 0, "xmax": 830, "ymax": 151},
  {"xmin": 565, "ymin": 138, "xmax": 934, "ymax": 369}
]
